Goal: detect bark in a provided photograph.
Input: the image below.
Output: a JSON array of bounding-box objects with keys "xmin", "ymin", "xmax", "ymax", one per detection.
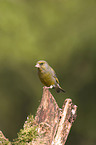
[{"xmin": 32, "ymin": 87, "xmax": 77, "ymax": 145}]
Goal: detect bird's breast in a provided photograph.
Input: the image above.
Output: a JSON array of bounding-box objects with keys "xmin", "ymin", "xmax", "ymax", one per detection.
[{"xmin": 38, "ymin": 69, "xmax": 55, "ymax": 87}]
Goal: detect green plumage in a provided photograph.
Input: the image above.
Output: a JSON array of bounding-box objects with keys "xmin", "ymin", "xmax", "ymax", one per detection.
[{"xmin": 35, "ymin": 60, "xmax": 65, "ymax": 93}]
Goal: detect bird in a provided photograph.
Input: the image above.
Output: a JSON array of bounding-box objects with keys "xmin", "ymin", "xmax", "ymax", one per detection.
[{"xmin": 35, "ymin": 60, "xmax": 65, "ymax": 93}]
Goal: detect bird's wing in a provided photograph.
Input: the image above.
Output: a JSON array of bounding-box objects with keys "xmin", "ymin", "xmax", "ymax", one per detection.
[{"xmin": 50, "ymin": 67, "xmax": 59, "ymax": 84}]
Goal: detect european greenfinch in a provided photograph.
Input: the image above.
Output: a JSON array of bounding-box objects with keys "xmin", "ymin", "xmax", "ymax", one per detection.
[{"xmin": 35, "ymin": 60, "xmax": 65, "ymax": 93}]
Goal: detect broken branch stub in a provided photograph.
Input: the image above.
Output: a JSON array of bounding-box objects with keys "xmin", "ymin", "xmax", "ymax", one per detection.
[
  {"xmin": 53, "ymin": 99, "xmax": 77, "ymax": 145},
  {"xmin": 34, "ymin": 87, "xmax": 77, "ymax": 145}
]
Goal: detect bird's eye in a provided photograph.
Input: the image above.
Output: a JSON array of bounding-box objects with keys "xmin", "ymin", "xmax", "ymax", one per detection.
[{"xmin": 40, "ymin": 63, "xmax": 43, "ymax": 65}]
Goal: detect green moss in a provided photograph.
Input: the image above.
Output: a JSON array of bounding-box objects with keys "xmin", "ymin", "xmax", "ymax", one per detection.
[{"xmin": 13, "ymin": 115, "xmax": 38, "ymax": 144}]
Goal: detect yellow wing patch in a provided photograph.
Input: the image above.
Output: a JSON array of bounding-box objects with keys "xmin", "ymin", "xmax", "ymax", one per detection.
[
  {"xmin": 51, "ymin": 67, "xmax": 59, "ymax": 84},
  {"xmin": 54, "ymin": 76, "xmax": 59, "ymax": 84}
]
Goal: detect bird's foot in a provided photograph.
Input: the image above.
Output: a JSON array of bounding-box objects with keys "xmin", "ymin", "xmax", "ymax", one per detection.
[
  {"xmin": 49, "ymin": 85, "xmax": 54, "ymax": 89},
  {"xmin": 43, "ymin": 85, "xmax": 53, "ymax": 90}
]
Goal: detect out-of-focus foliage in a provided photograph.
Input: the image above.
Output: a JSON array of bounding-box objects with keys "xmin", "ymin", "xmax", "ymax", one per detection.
[{"xmin": 0, "ymin": 0, "xmax": 96, "ymax": 144}]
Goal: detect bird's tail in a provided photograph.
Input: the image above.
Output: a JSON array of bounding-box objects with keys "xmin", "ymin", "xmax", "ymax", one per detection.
[{"xmin": 56, "ymin": 84, "xmax": 66, "ymax": 93}]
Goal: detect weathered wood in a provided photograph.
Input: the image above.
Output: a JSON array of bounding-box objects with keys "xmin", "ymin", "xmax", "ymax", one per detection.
[
  {"xmin": 33, "ymin": 87, "xmax": 77, "ymax": 145},
  {"xmin": 34, "ymin": 86, "xmax": 61, "ymax": 145},
  {"xmin": 53, "ymin": 99, "xmax": 77, "ymax": 145}
]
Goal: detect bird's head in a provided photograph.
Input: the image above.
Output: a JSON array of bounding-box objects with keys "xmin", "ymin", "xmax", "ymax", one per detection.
[{"xmin": 35, "ymin": 60, "xmax": 48, "ymax": 71}]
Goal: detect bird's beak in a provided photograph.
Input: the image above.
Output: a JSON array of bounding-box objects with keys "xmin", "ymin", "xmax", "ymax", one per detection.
[{"xmin": 35, "ymin": 64, "xmax": 40, "ymax": 68}]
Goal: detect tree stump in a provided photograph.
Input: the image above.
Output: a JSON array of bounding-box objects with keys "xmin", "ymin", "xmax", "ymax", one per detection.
[
  {"xmin": 0, "ymin": 87, "xmax": 77, "ymax": 145},
  {"xmin": 32, "ymin": 87, "xmax": 77, "ymax": 145}
]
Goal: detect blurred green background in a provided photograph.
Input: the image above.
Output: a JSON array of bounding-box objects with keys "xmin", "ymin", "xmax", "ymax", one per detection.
[{"xmin": 0, "ymin": 0, "xmax": 96, "ymax": 144}]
